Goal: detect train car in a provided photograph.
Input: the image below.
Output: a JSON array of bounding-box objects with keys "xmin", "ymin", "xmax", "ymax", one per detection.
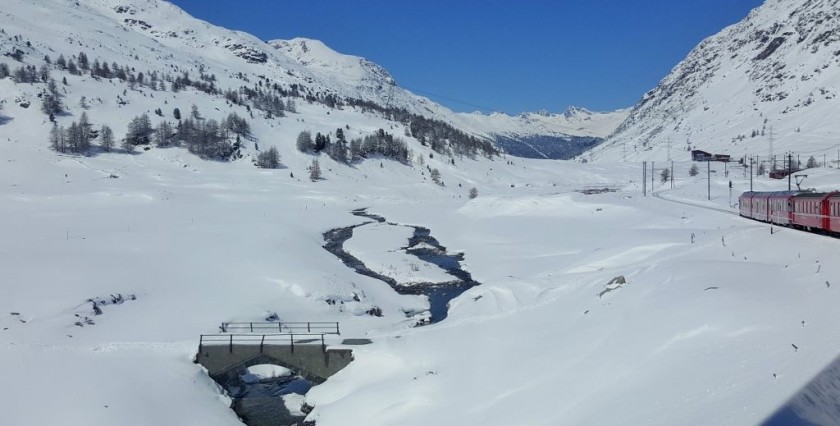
[
  {"xmin": 738, "ymin": 191, "xmax": 800, "ymax": 223},
  {"xmin": 739, "ymin": 191, "xmax": 758, "ymax": 218},
  {"xmin": 750, "ymin": 192, "xmax": 770, "ymax": 221},
  {"xmin": 828, "ymin": 193, "xmax": 840, "ymax": 235},
  {"xmin": 792, "ymin": 193, "xmax": 830, "ymax": 231},
  {"xmin": 768, "ymin": 191, "xmax": 798, "ymax": 226},
  {"xmin": 740, "ymin": 190, "xmax": 840, "ymax": 237}
]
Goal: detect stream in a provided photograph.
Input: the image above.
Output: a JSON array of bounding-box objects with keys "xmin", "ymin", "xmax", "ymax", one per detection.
[
  {"xmin": 220, "ymin": 208, "xmax": 480, "ymax": 426},
  {"xmin": 221, "ymin": 369, "xmax": 313, "ymax": 426},
  {"xmin": 323, "ymin": 208, "xmax": 481, "ymax": 323}
]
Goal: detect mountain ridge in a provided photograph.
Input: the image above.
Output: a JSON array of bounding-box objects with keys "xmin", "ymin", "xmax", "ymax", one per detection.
[{"xmin": 589, "ymin": 0, "xmax": 840, "ymax": 163}]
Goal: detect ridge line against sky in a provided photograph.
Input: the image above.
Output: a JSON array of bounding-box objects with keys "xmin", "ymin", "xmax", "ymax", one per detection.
[{"xmin": 169, "ymin": 0, "xmax": 765, "ymax": 115}]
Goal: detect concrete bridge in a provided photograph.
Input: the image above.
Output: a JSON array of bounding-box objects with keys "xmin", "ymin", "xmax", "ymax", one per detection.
[{"xmin": 195, "ymin": 324, "xmax": 366, "ymax": 383}]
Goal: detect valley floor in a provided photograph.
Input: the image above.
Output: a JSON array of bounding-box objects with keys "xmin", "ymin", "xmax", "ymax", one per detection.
[{"xmin": 2, "ymin": 140, "xmax": 839, "ymax": 425}]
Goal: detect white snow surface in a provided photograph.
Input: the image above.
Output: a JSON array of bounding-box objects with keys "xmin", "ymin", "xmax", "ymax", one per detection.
[
  {"xmin": 344, "ymin": 223, "xmax": 454, "ymax": 286},
  {"xmin": 241, "ymin": 365, "xmax": 293, "ymax": 384},
  {"xmin": 1, "ymin": 1, "xmax": 840, "ymax": 426}
]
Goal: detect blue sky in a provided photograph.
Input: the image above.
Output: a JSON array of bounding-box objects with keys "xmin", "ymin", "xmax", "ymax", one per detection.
[{"xmin": 169, "ymin": 0, "xmax": 764, "ymax": 115}]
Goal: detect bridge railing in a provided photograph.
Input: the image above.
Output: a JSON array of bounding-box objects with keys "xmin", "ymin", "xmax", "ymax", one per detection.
[
  {"xmin": 219, "ymin": 321, "xmax": 340, "ymax": 335},
  {"xmin": 199, "ymin": 333, "xmax": 329, "ymax": 353}
]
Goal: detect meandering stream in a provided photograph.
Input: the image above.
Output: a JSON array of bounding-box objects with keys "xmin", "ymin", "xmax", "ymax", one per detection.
[
  {"xmin": 220, "ymin": 208, "xmax": 481, "ymax": 426},
  {"xmin": 323, "ymin": 208, "xmax": 481, "ymax": 323}
]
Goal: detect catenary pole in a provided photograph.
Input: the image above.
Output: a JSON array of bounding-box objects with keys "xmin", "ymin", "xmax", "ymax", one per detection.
[{"xmin": 707, "ymin": 160, "xmax": 711, "ymax": 201}]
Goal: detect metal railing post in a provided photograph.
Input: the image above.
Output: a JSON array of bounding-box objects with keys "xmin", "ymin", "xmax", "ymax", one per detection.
[
  {"xmin": 321, "ymin": 334, "xmax": 326, "ymax": 353},
  {"xmin": 199, "ymin": 335, "xmax": 203, "ymax": 353},
  {"xmin": 307, "ymin": 322, "xmax": 311, "ymax": 332},
  {"xmin": 290, "ymin": 333, "xmax": 294, "ymax": 353},
  {"xmin": 260, "ymin": 335, "xmax": 265, "ymax": 353},
  {"xmin": 229, "ymin": 334, "xmax": 233, "ymax": 353},
  {"xmin": 250, "ymin": 322, "xmax": 253, "ymax": 333}
]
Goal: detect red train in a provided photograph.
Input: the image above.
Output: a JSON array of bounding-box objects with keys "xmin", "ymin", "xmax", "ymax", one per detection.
[{"xmin": 739, "ymin": 191, "xmax": 840, "ymax": 236}]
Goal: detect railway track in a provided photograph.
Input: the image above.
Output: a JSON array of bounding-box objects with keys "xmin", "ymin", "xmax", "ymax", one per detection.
[{"xmin": 652, "ymin": 189, "xmax": 739, "ymax": 216}]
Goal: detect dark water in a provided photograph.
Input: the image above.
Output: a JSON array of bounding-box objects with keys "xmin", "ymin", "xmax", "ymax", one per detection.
[
  {"xmin": 323, "ymin": 208, "xmax": 481, "ymax": 323},
  {"xmin": 224, "ymin": 372, "xmax": 313, "ymax": 426}
]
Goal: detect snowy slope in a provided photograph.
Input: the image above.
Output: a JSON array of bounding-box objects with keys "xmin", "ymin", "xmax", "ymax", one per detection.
[
  {"xmin": 592, "ymin": 0, "xmax": 840, "ymax": 163},
  {"xmin": 3, "ymin": 1, "xmax": 840, "ymax": 426},
  {"xmin": 267, "ymin": 37, "xmax": 628, "ymax": 159}
]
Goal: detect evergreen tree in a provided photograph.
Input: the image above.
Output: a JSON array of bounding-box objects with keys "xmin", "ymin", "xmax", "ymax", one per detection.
[
  {"xmin": 125, "ymin": 113, "xmax": 153, "ymax": 146},
  {"xmin": 49, "ymin": 123, "xmax": 66, "ymax": 152},
  {"xmin": 314, "ymin": 132, "xmax": 327, "ymax": 152},
  {"xmin": 38, "ymin": 64, "xmax": 49, "ymax": 82},
  {"xmin": 122, "ymin": 135, "xmax": 135, "ymax": 152},
  {"xmin": 296, "ymin": 131, "xmax": 313, "ymax": 153},
  {"xmin": 309, "ymin": 158, "xmax": 322, "ymax": 181},
  {"xmin": 689, "ymin": 164, "xmax": 699, "ymax": 177},
  {"xmin": 155, "ymin": 120, "xmax": 174, "ymax": 147},
  {"xmin": 807, "ymin": 156, "xmax": 819, "ymax": 168},
  {"xmin": 66, "ymin": 121, "xmax": 82, "ymax": 153},
  {"xmin": 349, "ymin": 138, "xmax": 362, "ymax": 162},
  {"xmin": 328, "ymin": 139, "xmax": 348, "ymax": 163},
  {"xmin": 100, "ymin": 125, "xmax": 115, "ymax": 152},
  {"xmin": 78, "ymin": 52, "xmax": 89, "ymax": 70},
  {"xmin": 66, "ymin": 59, "xmax": 78, "ymax": 75},
  {"xmin": 660, "ymin": 167, "xmax": 670, "ymax": 183},
  {"xmin": 173, "ymin": 107, "xmax": 181, "ymax": 120},
  {"xmin": 469, "ymin": 187, "xmax": 478, "ymax": 199},
  {"xmin": 40, "ymin": 78, "xmax": 63, "ymax": 116},
  {"xmin": 76, "ymin": 112, "xmax": 92, "ymax": 152},
  {"xmin": 56, "ymin": 54, "xmax": 67, "ymax": 70},
  {"xmin": 430, "ymin": 168, "xmax": 442, "ymax": 185},
  {"xmin": 256, "ymin": 146, "xmax": 280, "ymax": 169},
  {"xmin": 224, "ymin": 112, "xmax": 250, "ymax": 136}
]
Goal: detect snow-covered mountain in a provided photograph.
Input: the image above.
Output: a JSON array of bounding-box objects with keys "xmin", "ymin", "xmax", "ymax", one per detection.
[
  {"xmin": 591, "ymin": 0, "xmax": 840, "ymax": 163},
  {"xmin": 0, "ymin": 0, "xmax": 619, "ymax": 162},
  {"xmin": 266, "ymin": 37, "xmax": 629, "ymax": 159},
  {"xmin": 457, "ymin": 107, "xmax": 629, "ymax": 159}
]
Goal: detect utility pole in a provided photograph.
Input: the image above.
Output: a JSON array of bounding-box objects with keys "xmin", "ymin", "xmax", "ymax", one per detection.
[
  {"xmin": 707, "ymin": 160, "xmax": 711, "ymax": 201},
  {"xmin": 667, "ymin": 137, "xmax": 672, "ymax": 162},
  {"xmin": 788, "ymin": 152, "xmax": 793, "ymax": 191},
  {"xmin": 670, "ymin": 161, "xmax": 674, "ymax": 189},
  {"xmin": 724, "ymin": 161, "xmax": 728, "ymax": 178},
  {"xmin": 750, "ymin": 157, "xmax": 754, "ymax": 191},
  {"xmin": 729, "ymin": 180, "xmax": 733, "ymax": 207},
  {"xmin": 652, "ymin": 161, "xmax": 655, "ymax": 190},
  {"xmin": 643, "ymin": 161, "xmax": 647, "ymax": 196}
]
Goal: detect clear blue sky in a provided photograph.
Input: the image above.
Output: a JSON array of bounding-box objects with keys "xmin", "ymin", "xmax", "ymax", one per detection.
[{"xmin": 168, "ymin": 0, "xmax": 764, "ymax": 115}]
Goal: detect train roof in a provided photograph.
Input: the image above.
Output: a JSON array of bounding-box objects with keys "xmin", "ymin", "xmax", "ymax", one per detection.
[
  {"xmin": 794, "ymin": 191, "xmax": 840, "ymax": 199},
  {"xmin": 742, "ymin": 191, "xmax": 803, "ymax": 197}
]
